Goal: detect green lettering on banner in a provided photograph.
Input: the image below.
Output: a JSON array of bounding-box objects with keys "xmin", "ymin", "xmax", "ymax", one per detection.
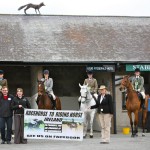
[{"xmin": 126, "ymin": 64, "xmax": 150, "ymax": 71}]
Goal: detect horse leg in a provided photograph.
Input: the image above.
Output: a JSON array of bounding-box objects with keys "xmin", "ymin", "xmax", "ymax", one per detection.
[
  {"xmin": 89, "ymin": 111, "xmax": 95, "ymax": 138},
  {"xmin": 83, "ymin": 113, "xmax": 88, "ymax": 138},
  {"xmin": 134, "ymin": 111, "xmax": 139, "ymax": 137},
  {"xmin": 128, "ymin": 111, "xmax": 134, "ymax": 137},
  {"xmin": 142, "ymin": 110, "xmax": 147, "ymax": 136}
]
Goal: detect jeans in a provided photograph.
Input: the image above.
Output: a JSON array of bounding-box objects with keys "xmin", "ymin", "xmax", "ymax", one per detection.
[{"xmin": 0, "ymin": 116, "xmax": 12, "ymax": 142}]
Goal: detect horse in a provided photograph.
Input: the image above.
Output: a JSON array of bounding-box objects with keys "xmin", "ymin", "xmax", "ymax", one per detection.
[
  {"xmin": 78, "ymin": 83, "xmax": 97, "ymax": 138},
  {"xmin": 37, "ymin": 80, "xmax": 61, "ymax": 110},
  {"xmin": 119, "ymin": 75, "xmax": 148, "ymax": 137},
  {"xmin": 18, "ymin": 2, "xmax": 45, "ymax": 14}
]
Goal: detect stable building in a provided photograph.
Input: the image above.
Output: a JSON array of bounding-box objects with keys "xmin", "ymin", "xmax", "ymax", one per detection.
[{"xmin": 0, "ymin": 15, "xmax": 150, "ymax": 132}]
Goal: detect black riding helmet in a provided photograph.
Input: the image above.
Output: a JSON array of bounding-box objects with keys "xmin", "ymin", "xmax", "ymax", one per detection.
[
  {"xmin": 0, "ymin": 70, "xmax": 4, "ymax": 74},
  {"xmin": 43, "ymin": 70, "xmax": 49, "ymax": 74},
  {"xmin": 86, "ymin": 70, "xmax": 93, "ymax": 75},
  {"xmin": 134, "ymin": 68, "xmax": 140, "ymax": 73}
]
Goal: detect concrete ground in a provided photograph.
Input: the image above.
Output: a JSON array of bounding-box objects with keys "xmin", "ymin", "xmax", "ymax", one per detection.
[{"xmin": 1, "ymin": 132, "xmax": 150, "ymax": 150}]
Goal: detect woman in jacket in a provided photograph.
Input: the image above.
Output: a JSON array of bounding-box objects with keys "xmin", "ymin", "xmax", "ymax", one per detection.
[
  {"xmin": 90, "ymin": 85, "xmax": 113, "ymax": 144},
  {"xmin": 12, "ymin": 88, "xmax": 31, "ymax": 144}
]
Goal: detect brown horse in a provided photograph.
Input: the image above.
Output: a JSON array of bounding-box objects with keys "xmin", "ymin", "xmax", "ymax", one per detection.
[
  {"xmin": 119, "ymin": 75, "xmax": 148, "ymax": 137},
  {"xmin": 37, "ymin": 80, "xmax": 61, "ymax": 110}
]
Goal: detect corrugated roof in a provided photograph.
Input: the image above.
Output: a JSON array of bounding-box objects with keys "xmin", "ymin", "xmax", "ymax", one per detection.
[{"xmin": 0, "ymin": 15, "xmax": 150, "ymax": 62}]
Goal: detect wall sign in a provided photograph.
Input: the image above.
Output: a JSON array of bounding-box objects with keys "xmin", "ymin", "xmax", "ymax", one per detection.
[
  {"xmin": 86, "ymin": 65, "xmax": 115, "ymax": 72},
  {"xmin": 126, "ymin": 64, "xmax": 150, "ymax": 71}
]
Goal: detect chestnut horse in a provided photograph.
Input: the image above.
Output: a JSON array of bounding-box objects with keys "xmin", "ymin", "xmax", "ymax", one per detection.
[
  {"xmin": 37, "ymin": 80, "xmax": 61, "ymax": 110},
  {"xmin": 120, "ymin": 75, "xmax": 148, "ymax": 137}
]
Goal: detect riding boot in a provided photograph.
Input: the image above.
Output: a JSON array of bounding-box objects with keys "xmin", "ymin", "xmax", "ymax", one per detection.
[
  {"xmin": 36, "ymin": 96, "xmax": 40, "ymax": 105},
  {"xmin": 52, "ymin": 100, "xmax": 56, "ymax": 110},
  {"xmin": 78, "ymin": 101, "xmax": 81, "ymax": 108},
  {"xmin": 123, "ymin": 96, "xmax": 127, "ymax": 109},
  {"xmin": 141, "ymin": 98, "xmax": 146, "ymax": 110}
]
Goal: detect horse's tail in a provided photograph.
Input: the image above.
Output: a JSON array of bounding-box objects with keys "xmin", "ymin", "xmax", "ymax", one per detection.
[{"xmin": 18, "ymin": 4, "xmax": 28, "ymax": 10}]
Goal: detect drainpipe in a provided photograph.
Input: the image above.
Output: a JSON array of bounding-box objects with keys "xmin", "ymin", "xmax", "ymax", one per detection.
[{"xmin": 112, "ymin": 72, "xmax": 117, "ymax": 134}]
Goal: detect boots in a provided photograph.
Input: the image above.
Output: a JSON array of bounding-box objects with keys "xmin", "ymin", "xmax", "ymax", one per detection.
[
  {"xmin": 78, "ymin": 101, "xmax": 81, "ymax": 108},
  {"xmin": 123, "ymin": 96, "xmax": 127, "ymax": 110},
  {"xmin": 36, "ymin": 96, "xmax": 40, "ymax": 105},
  {"xmin": 52, "ymin": 100, "xmax": 56, "ymax": 110},
  {"xmin": 141, "ymin": 98, "xmax": 146, "ymax": 110}
]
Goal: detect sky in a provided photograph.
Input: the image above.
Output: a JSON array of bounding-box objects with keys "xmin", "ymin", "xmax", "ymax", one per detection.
[{"xmin": 1, "ymin": 0, "xmax": 150, "ymax": 16}]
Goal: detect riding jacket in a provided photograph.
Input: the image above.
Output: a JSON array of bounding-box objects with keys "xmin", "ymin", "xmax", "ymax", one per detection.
[
  {"xmin": 91, "ymin": 94, "xmax": 113, "ymax": 114},
  {"xmin": 131, "ymin": 75, "xmax": 145, "ymax": 92},
  {"xmin": 12, "ymin": 96, "xmax": 31, "ymax": 114},
  {"xmin": 84, "ymin": 78, "xmax": 98, "ymax": 94},
  {"xmin": 0, "ymin": 94, "xmax": 14, "ymax": 117},
  {"xmin": 41, "ymin": 78, "xmax": 53, "ymax": 93}
]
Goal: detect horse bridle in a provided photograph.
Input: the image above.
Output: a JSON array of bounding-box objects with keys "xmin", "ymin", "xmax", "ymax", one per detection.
[{"xmin": 80, "ymin": 92, "xmax": 92, "ymax": 103}]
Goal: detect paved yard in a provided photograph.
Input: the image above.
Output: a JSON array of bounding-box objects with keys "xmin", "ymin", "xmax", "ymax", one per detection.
[{"xmin": 1, "ymin": 132, "xmax": 150, "ymax": 150}]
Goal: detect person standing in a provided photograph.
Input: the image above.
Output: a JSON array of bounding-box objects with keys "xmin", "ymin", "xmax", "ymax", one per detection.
[
  {"xmin": 131, "ymin": 68, "xmax": 146, "ymax": 109},
  {"xmin": 90, "ymin": 85, "xmax": 113, "ymax": 144},
  {"xmin": 12, "ymin": 88, "xmax": 31, "ymax": 144},
  {"xmin": 0, "ymin": 70, "xmax": 8, "ymax": 95},
  {"xmin": 0, "ymin": 86, "xmax": 14, "ymax": 144}
]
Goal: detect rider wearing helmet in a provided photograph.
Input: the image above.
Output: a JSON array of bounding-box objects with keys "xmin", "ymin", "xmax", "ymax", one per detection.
[
  {"xmin": 78, "ymin": 70, "xmax": 98, "ymax": 107},
  {"xmin": 41, "ymin": 69, "xmax": 56, "ymax": 110},
  {"xmin": 131, "ymin": 68, "xmax": 146, "ymax": 109},
  {"xmin": 84, "ymin": 70, "xmax": 98, "ymax": 95}
]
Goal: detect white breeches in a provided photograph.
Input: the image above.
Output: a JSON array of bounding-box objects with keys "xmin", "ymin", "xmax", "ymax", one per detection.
[
  {"xmin": 49, "ymin": 91, "xmax": 56, "ymax": 100},
  {"xmin": 141, "ymin": 92, "xmax": 145, "ymax": 99}
]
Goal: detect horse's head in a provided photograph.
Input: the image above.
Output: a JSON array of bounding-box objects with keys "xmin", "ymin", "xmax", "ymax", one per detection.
[
  {"xmin": 119, "ymin": 75, "xmax": 131, "ymax": 92},
  {"xmin": 37, "ymin": 79, "xmax": 45, "ymax": 96},
  {"xmin": 79, "ymin": 83, "xmax": 90, "ymax": 103}
]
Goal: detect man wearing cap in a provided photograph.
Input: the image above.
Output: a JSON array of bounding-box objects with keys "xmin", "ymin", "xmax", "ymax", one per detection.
[
  {"xmin": 12, "ymin": 88, "xmax": 31, "ymax": 144},
  {"xmin": 90, "ymin": 85, "xmax": 113, "ymax": 144},
  {"xmin": 40, "ymin": 69, "xmax": 56, "ymax": 110},
  {"xmin": 0, "ymin": 70, "xmax": 8, "ymax": 95},
  {"xmin": 131, "ymin": 68, "xmax": 146, "ymax": 109},
  {"xmin": 0, "ymin": 86, "xmax": 14, "ymax": 144}
]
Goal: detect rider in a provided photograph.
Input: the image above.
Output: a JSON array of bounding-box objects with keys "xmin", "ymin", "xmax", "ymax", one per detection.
[
  {"xmin": 41, "ymin": 69, "xmax": 56, "ymax": 110},
  {"xmin": 131, "ymin": 68, "xmax": 146, "ymax": 109},
  {"xmin": 84, "ymin": 70, "xmax": 98, "ymax": 98},
  {"xmin": 78, "ymin": 70, "xmax": 98, "ymax": 107}
]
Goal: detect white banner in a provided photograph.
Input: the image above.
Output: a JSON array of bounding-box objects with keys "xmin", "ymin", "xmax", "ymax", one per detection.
[{"xmin": 24, "ymin": 109, "xmax": 84, "ymax": 141}]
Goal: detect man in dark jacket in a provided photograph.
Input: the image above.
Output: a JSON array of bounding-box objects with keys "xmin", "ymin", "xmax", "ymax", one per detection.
[
  {"xmin": 0, "ymin": 86, "xmax": 14, "ymax": 144},
  {"xmin": 90, "ymin": 85, "xmax": 113, "ymax": 144}
]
